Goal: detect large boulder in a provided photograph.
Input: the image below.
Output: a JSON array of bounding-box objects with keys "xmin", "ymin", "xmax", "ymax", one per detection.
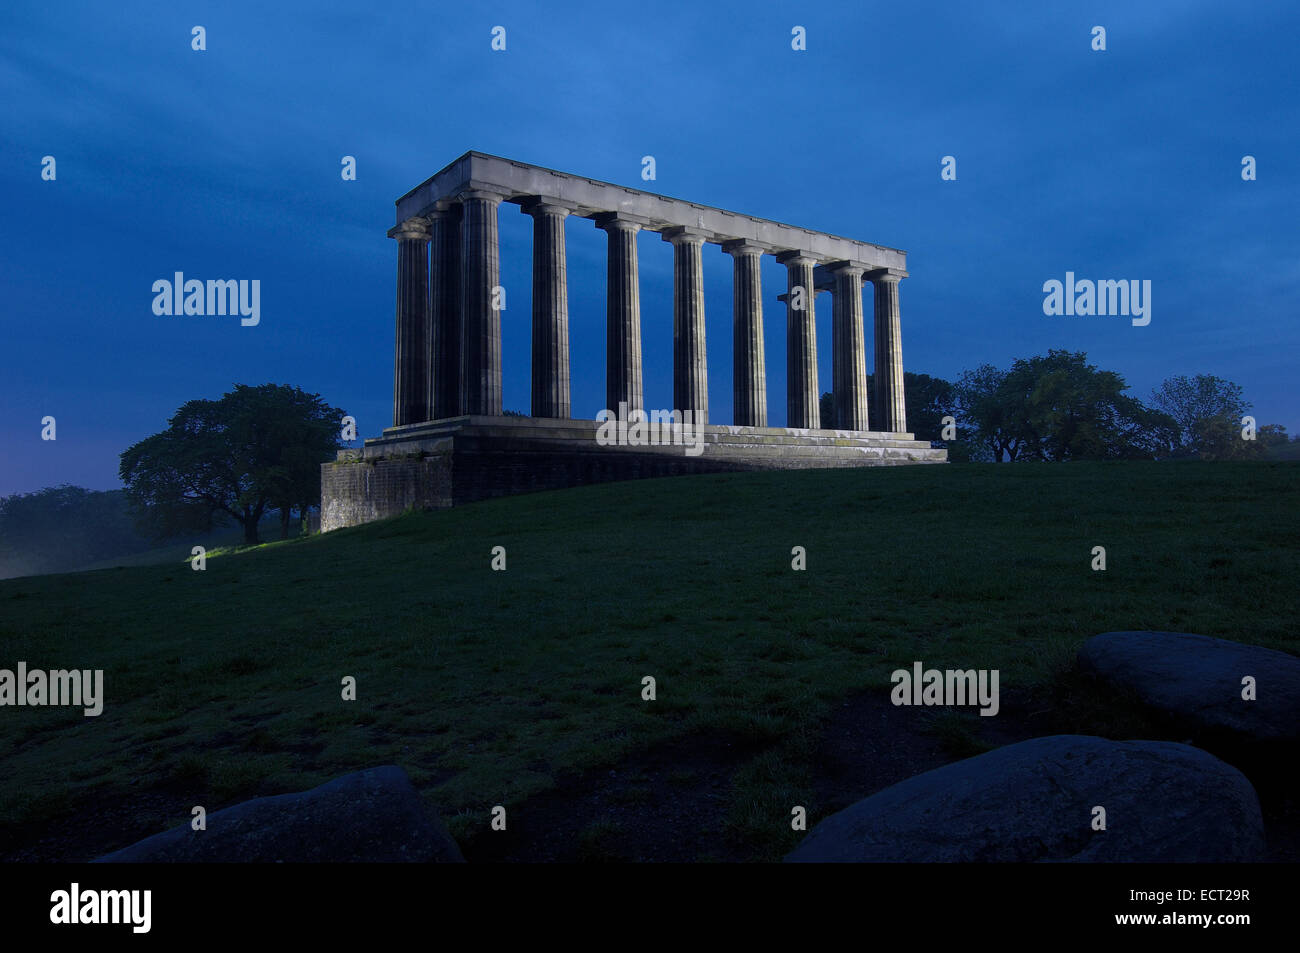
[
  {"xmin": 785, "ymin": 735, "xmax": 1264, "ymax": 862},
  {"xmin": 1078, "ymin": 631, "xmax": 1300, "ymax": 744},
  {"xmin": 94, "ymin": 765, "xmax": 464, "ymax": 863}
]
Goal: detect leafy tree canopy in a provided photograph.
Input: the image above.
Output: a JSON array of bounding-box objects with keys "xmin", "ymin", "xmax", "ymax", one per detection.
[
  {"xmin": 955, "ymin": 351, "xmax": 1178, "ymax": 461},
  {"xmin": 119, "ymin": 384, "xmax": 344, "ymax": 545},
  {"xmin": 1150, "ymin": 374, "xmax": 1274, "ymax": 459}
]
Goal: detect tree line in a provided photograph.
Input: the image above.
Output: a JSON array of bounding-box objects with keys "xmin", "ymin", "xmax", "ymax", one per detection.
[
  {"xmin": 4, "ymin": 357, "xmax": 1291, "ymax": 578},
  {"xmin": 820, "ymin": 350, "xmax": 1290, "ymax": 462},
  {"xmin": 0, "ymin": 486, "xmax": 154, "ymax": 578}
]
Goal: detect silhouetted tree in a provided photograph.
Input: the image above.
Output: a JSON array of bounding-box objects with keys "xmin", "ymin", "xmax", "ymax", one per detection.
[
  {"xmin": 1150, "ymin": 374, "xmax": 1278, "ymax": 459},
  {"xmin": 818, "ymin": 392, "xmax": 834, "ymax": 430},
  {"xmin": 952, "ymin": 364, "xmax": 1016, "ymax": 461},
  {"xmin": 955, "ymin": 352, "xmax": 1177, "ymax": 461},
  {"xmin": 865, "ymin": 371, "xmax": 956, "ymax": 442},
  {"xmin": 120, "ymin": 384, "xmax": 344, "ymax": 545}
]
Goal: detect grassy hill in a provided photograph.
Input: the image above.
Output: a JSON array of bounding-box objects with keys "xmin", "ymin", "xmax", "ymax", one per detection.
[
  {"xmin": 65, "ymin": 515, "xmax": 307, "ymax": 574},
  {"xmin": 0, "ymin": 493, "xmax": 301, "ymax": 581},
  {"xmin": 1, "ymin": 461, "xmax": 1296, "ymax": 862}
]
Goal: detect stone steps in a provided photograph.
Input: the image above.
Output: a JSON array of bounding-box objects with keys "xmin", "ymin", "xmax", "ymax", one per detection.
[{"xmin": 370, "ymin": 416, "xmax": 939, "ymax": 451}]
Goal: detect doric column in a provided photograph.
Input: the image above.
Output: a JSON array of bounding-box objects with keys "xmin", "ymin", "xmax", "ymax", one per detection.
[
  {"xmin": 388, "ymin": 216, "xmax": 431, "ymax": 427},
  {"xmin": 829, "ymin": 262, "xmax": 869, "ymax": 431},
  {"xmin": 524, "ymin": 200, "xmax": 571, "ymax": 418},
  {"xmin": 724, "ymin": 241, "xmax": 767, "ymax": 427},
  {"xmin": 778, "ymin": 251, "xmax": 819, "ymax": 429},
  {"xmin": 662, "ymin": 227, "xmax": 709, "ymax": 425},
  {"xmin": 459, "ymin": 190, "xmax": 503, "ymax": 416},
  {"xmin": 596, "ymin": 213, "xmax": 644, "ymax": 415},
  {"xmin": 428, "ymin": 204, "xmax": 461, "ymax": 420},
  {"xmin": 869, "ymin": 268, "xmax": 908, "ymax": 433}
]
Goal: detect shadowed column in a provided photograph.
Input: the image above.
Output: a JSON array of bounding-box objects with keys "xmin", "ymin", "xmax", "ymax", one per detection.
[
  {"xmin": 596, "ymin": 213, "xmax": 644, "ymax": 414},
  {"xmin": 388, "ymin": 216, "xmax": 431, "ymax": 427},
  {"xmin": 778, "ymin": 251, "xmax": 820, "ymax": 429},
  {"xmin": 829, "ymin": 263, "xmax": 869, "ymax": 431},
  {"xmin": 524, "ymin": 200, "xmax": 571, "ymax": 418},
  {"xmin": 663, "ymin": 227, "xmax": 709, "ymax": 424},
  {"xmin": 459, "ymin": 191, "xmax": 503, "ymax": 416},
  {"xmin": 870, "ymin": 268, "xmax": 908, "ymax": 433},
  {"xmin": 725, "ymin": 241, "xmax": 767, "ymax": 427},
  {"xmin": 428, "ymin": 204, "xmax": 462, "ymax": 420}
]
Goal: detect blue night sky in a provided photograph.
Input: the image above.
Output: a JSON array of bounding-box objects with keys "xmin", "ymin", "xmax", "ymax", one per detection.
[{"xmin": 2, "ymin": 0, "xmax": 1296, "ymax": 496}]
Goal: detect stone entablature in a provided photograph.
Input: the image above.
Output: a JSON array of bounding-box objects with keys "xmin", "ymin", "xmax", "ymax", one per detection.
[{"xmin": 396, "ymin": 152, "xmax": 906, "ymax": 271}]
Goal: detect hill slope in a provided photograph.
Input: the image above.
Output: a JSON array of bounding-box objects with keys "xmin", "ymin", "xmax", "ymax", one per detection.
[{"xmin": 1, "ymin": 461, "xmax": 1296, "ymax": 861}]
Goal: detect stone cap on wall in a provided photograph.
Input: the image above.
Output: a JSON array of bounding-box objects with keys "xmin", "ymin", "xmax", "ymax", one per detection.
[{"xmin": 395, "ymin": 151, "xmax": 906, "ymax": 271}]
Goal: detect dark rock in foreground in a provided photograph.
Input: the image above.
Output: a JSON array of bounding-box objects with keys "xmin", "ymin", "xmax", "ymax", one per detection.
[
  {"xmin": 1078, "ymin": 631, "xmax": 1300, "ymax": 743},
  {"xmin": 785, "ymin": 735, "xmax": 1263, "ymax": 862},
  {"xmin": 94, "ymin": 766, "xmax": 463, "ymax": 863}
]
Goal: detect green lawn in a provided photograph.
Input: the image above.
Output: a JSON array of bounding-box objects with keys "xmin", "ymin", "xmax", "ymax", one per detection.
[
  {"xmin": 64, "ymin": 514, "xmax": 305, "ymax": 575},
  {"xmin": 1, "ymin": 461, "xmax": 1296, "ymax": 860}
]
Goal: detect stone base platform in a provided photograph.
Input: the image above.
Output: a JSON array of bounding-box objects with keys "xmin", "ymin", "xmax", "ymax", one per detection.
[{"xmin": 320, "ymin": 415, "xmax": 946, "ymax": 531}]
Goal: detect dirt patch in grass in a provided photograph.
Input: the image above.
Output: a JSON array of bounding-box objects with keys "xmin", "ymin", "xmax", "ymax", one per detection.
[{"xmin": 460, "ymin": 730, "xmax": 763, "ymax": 863}]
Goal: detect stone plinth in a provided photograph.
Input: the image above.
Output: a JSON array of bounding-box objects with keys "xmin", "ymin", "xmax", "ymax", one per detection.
[{"xmin": 321, "ymin": 415, "xmax": 947, "ymax": 531}]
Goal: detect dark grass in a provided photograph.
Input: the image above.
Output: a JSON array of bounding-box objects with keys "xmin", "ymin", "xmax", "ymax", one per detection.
[{"xmin": 0, "ymin": 461, "xmax": 1296, "ymax": 860}]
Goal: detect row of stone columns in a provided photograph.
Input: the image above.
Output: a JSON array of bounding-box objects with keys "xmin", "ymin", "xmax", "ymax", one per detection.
[{"xmin": 391, "ymin": 197, "xmax": 908, "ymax": 433}]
